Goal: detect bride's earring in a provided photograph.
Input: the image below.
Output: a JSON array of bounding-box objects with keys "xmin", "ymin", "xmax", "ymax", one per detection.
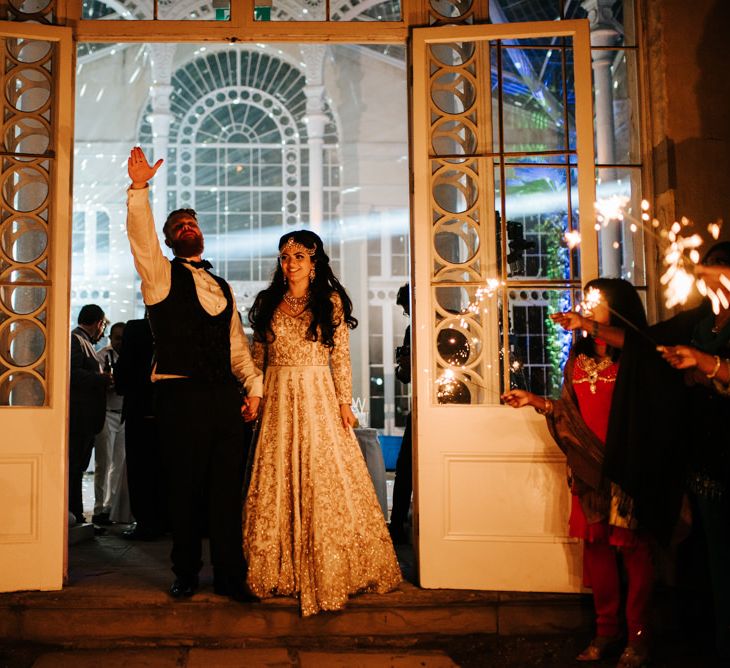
[{"xmin": 309, "ymin": 267, "xmax": 315, "ymax": 282}]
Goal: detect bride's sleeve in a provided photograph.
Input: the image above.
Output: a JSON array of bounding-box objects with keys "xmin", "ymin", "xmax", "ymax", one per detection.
[{"xmin": 330, "ymin": 294, "xmax": 353, "ymax": 404}]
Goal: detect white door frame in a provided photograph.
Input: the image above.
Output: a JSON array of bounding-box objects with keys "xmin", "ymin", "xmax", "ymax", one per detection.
[
  {"xmin": 410, "ymin": 20, "xmax": 597, "ymax": 590},
  {"xmin": 0, "ymin": 20, "xmax": 74, "ymax": 591}
]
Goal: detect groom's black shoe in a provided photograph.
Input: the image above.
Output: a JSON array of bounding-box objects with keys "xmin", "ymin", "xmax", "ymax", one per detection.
[
  {"xmin": 169, "ymin": 576, "xmax": 198, "ymax": 599},
  {"xmin": 213, "ymin": 574, "xmax": 258, "ymax": 603}
]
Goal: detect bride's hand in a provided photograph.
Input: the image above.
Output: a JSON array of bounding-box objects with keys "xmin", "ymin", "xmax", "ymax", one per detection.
[
  {"xmin": 340, "ymin": 404, "xmax": 357, "ymax": 429},
  {"xmin": 242, "ymin": 395, "xmax": 261, "ymax": 422}
]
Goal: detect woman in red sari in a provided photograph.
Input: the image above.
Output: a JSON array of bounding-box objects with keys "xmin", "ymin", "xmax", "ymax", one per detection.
[{"xmin": 502, "ymin": 278, "xmax": 652, "ymax": 668}]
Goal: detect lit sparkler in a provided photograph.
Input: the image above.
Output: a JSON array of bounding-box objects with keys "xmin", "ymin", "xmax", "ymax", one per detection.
[
  {"xmin": 592, "ymin": 196, "xmax": 727, "ymax": 314},
  {"xmin": 594, "ymin": 195, "xmax": 630, "ymax": 226},
  {"xmin": 436, "ymin": 369, "xmax": 459, "ymax": 402},
  {"xmin": 660, "ymin": 223, "xmax": 704, "ymax": 310},
  {"xmin": 576, "ymin": 287, "xmax": 602, "ymax": 317},
  {"xmin": 564, "ymin": 229, "xmax": 581, "ymax": 249},
  {"xmin": 708, "ymin": 220, "xmax": 722, "ymax": 240},
  {"xmin": 465, "ymin": 278, "xmax": 503, "ymax": 315}
]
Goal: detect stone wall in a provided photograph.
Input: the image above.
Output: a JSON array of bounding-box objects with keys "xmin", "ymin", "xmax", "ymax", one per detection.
[{"xmin": 644, "ymin": 0, "xmax": 730, "ymax": 239}]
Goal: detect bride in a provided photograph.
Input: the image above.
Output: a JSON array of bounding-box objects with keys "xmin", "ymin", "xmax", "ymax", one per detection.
[{"xmin": 243, "ymin": 230, "xmax": 401, "ymax": 616}]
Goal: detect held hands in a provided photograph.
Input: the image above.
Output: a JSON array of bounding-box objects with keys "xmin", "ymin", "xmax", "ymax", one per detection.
[
  {"xmin": 340, "ymin": 403, "xmax": 357, "ymax": 429},
  {"xmin": 241, "ymin": 395, "xmax": 261, "ymax": 422},
  {"xmin": 128, "ymin": 146, "xmax": 163, "ymax": 189}
]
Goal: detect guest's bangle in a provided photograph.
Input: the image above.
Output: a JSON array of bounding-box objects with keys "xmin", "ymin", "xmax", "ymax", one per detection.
[
  {"xmin": 707, "ymin": 354, "xmax": 722, "ymax": 379},
  {"xmin": 536, "ymin": 398, "xmax": 553, "ymax": 415}
]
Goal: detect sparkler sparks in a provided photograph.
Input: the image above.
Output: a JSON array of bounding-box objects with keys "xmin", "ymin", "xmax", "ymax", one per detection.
[
  {"xmin": 592, "ymin": 196, "xmax": 727, "ymax": 314},
  {"xmin": 660, "ymin": 221, "xmax": 704, "ymax": 310},
  {"xmin": 465, "ymin": 278, "xmax": 503, "ymax": 315},
  {"xmin": 436, "ymin": 369, "xmax": 459, "ymax": 402},
  {"xmin": 576, "ymin": 287, "xmax": 603, "ymax": 317},
  {"xmin": 564, "ymin": 229, "xmax": 581, "ymax": 249},
  {"xmin": 708, "ymin": 220, "xmax": 722, "ymax": 240},
  {"xmin": 595, "ymin": 195, "xmax": 630, "ymax": 225}
]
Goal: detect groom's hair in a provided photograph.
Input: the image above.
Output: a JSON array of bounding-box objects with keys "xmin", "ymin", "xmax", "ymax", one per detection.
[{"xmin": 163, "ymin": 208, "xmax": 198, "ymax": 235}]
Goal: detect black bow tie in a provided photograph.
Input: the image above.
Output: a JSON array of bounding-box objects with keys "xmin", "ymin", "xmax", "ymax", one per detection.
[{"xmin": 177, "ymin": 258, "xmax": 213, "ymax": 271}]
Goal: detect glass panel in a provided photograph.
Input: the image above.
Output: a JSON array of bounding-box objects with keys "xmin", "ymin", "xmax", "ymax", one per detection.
[
  {"xmin": 332, "ymin": 0, "xmax": 401, "ymax": 21},
  {"xmin": 81, "ymin": 1, "xmax": 232, "ymax": 20},
  {"xmin": 489, "ymin": 0, "xmax": 636, "ymax": 48},
  {"xmin": 2, "ymin": 0, "xmax": 55, "ymax": 22},
  {"xmin": 253, "ymin": 0, "xmax": 324, "ymax": 21},
  {"xmin": 495, "ymin": 43, "xmax": 574, "ymax": 154},
  {"xmin": 429, "ymin": 0, "xmax": 476, "ymax": 25},
  {"xmin": 1, "ymin": 36, "xmax": 54, "ymax": 407},
  {"xmin": 595, "ymin": 166, "xmax": 645, "ymax": 285},
  {"xmin": 490, "ymin": 0, "xmax": 563, "ymax": 24},
  {"xmin": 502, "ymin": 287, "xmax": 575, "ymax": 399},
  {"xmin": 74, "ymin": 41, "xmax": 408, "ymax": 436},
  {"xmin": 496, "ymin": 163, "xmax": 578, "ymax": 281},
  {"xmin": 1, "ymin": 216, "xmax": 48, "ymax": 263},
  {"xmin": 593, "ymin": 50, "xmax": 640, "ymax": 165},
  {"xmin": 433, "ymin": 285, "xmax": 500, "ymax": 405}
]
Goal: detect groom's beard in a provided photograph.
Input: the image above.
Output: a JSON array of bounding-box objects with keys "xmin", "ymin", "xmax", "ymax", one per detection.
[{"xmin": 171, "ymin": 235, "xmax": 204, "ymax": 258}]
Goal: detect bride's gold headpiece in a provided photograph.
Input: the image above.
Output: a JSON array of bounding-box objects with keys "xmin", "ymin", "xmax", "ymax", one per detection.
[{"xmin": 280, "ymin": 236, "xmax": 316, "ymax": 258}]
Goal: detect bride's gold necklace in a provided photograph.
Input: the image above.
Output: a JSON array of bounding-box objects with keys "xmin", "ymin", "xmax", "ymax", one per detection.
[{"xmin": 283, "ymin": 291, "xmax": 310, "ymax": 312}]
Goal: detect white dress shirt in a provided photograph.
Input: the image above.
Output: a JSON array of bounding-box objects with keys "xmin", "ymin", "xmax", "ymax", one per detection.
[{"xmin": 126, "ymin": 187, "xmax": 263, "ymax": 398}]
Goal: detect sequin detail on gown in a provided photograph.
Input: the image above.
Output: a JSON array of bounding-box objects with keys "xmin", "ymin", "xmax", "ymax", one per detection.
[{"xmin": 243, "ymin": 294, "xmax": 402, "ymax": 616}]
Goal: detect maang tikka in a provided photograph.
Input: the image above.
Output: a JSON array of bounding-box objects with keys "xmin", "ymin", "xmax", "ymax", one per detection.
[{"xmin": 281, "ymin": 236, "xmax": 315, "ymax": 258}]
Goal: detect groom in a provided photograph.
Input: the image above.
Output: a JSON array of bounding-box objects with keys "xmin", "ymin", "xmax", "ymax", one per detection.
[{"xmin": 125, "ymin": 147, "xmax": 262, "ymax": 602}]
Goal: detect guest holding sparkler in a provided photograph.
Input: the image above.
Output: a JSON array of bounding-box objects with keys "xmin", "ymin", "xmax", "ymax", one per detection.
[
  {"xmin": 654, "ymin": 241, "xmax": 730, "ymax": 660},
  {"xmin": 502, "ymin": 278, "xmax": 653, "ymax": 667}
]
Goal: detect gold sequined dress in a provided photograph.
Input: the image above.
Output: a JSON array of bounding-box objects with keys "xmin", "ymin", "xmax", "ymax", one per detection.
[{"xmin": 243, "ymin": 293, "xmax": 402, "ymax": 616}]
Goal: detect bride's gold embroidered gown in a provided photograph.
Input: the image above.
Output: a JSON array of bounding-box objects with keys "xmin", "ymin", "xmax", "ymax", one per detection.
[{"xmin": 243, "ymin": 294, "xmax": 402, "ymax": 616}]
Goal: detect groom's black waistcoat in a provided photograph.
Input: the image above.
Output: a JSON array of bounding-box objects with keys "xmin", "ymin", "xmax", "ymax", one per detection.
[{"xmin": 147, "ymin": 258, "xmax": 236, "ymax": 384}]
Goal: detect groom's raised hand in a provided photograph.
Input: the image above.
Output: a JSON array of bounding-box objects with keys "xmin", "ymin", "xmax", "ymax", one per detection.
[{"xmin": 128, "ymin": 146, "xmax": 163, "ymax": 189}]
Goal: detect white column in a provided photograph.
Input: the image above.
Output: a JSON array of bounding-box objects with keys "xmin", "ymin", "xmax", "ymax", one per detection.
[
  {"xmin": 305, "ymin": 84, "xmax": 327, "ymax": 234},
  {"xmin": 148, "ymin": 44, "xmax": 176, "ymax": 229},
  {"xmin": 583, "ymin": 0, "xmax": 621, "ymax": 277}
]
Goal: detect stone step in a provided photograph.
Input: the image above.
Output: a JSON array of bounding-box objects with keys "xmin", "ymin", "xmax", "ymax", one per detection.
[
  {"xmin": 0, "ymin": 533, "xmax": 592, "ymax": 650},
  {"xmin": 0, "ymin": 583, "xmax": 591, "ymax": 649}
]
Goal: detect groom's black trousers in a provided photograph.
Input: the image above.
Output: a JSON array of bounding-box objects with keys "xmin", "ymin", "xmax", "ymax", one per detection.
[{"xmin": 154, "ymin": 378, "xmax": 252, "ymax": 580}]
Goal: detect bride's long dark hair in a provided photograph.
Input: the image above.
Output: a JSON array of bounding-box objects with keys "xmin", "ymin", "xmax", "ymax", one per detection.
[{"xmin": 248, "ymin": 230, "xmax": 358, "ymax": 348}]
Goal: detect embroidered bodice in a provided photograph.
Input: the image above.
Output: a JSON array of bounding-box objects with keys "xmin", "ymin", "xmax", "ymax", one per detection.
[
  {"xmin": 252, "ymin": 293, "xmax": 352, "ymax": 404},
  {"xmin": 572, "ymin": 353, "xmax": 619, "ymax": 444}
]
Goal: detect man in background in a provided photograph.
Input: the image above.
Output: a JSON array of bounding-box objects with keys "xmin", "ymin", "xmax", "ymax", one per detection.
[
  {"xmin": 69, "ymin": 304, "xmax": 111, "ymax": 526},
  {"xmin": 92, "ymin": 321, "xmax": 131, "ymax": 527}
]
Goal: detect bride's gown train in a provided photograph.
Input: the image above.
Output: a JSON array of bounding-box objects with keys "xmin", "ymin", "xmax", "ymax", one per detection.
[{"xmin": 243, "ymin": 294, "xmax": 402, "ymax": 616}]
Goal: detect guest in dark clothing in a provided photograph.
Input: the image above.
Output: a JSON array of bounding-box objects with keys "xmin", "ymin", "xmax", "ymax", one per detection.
[
  {"xmin": 69, "ymin": 304, "xmax": 111, "ymax": 525},
  {"xmin": 389, "ymin": 283, "xmax": 412, "ymax": 544},
  {"xmin": 655, "ymin": 242, "xmax": 730, "ymax": 660},
  {"xmin": 595, "ymin": 242, "xmax": 730, "ymax": 661},
  {"xmin": 114, "ymin": 316, "xmax": 166, "ymax": 540}
]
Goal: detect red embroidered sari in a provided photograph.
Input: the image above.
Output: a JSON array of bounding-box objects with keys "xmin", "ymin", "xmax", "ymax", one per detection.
[{"xmin": 568, "ymin": 354, "xmax": 636, "ymax": 546}]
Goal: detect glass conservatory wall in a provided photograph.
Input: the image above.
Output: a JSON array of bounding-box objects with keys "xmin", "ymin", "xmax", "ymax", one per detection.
[{"xmin": 71, "ymin": 41, "xmax": 410, "ymax": 432}]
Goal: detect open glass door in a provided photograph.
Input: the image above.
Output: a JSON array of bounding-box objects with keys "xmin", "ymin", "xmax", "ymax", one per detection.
[
  {"xmin": 0, "ymin": 21, "xmax": 73, "ymax": 591},
  {"xmin": 411, "ymin": 20, "xmax": 597, "ymax": 591}
]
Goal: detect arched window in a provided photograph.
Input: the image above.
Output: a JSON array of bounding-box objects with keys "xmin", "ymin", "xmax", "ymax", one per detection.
[{"xmin": 139, "ymin": 49, "xmax": 341, "ymax": 293}]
